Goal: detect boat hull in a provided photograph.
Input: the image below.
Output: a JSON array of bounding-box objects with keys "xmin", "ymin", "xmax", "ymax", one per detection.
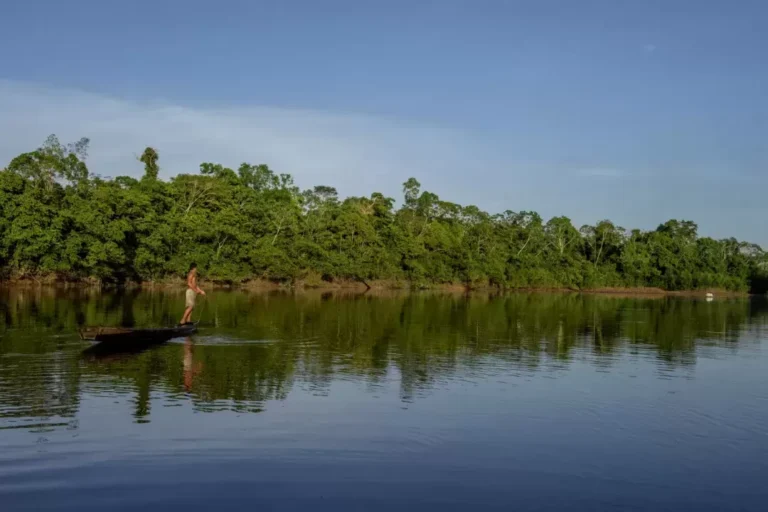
[{"xmin": 79, "ymin": 323, "xmax": 198, "ymax": 344}]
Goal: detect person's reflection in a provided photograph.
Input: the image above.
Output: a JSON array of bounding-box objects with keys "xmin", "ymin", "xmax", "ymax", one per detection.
[{"xmin": 183, "ymin": 337, "xmax": 203, "ymax": 392}]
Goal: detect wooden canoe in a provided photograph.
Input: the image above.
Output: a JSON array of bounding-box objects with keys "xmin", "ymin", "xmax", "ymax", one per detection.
[{"xmin": 78, "ymin": 322, "xmax": 198, "ymax": 344}]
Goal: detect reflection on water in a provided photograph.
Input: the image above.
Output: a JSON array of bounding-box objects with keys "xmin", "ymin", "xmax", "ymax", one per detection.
[
  {"xmin": 1, "ymin": 288, "xmax": 767, "ymax": 511},
  {"xmin": 2, "ymin": 288, "xmax": 766, "ymax": 426}
]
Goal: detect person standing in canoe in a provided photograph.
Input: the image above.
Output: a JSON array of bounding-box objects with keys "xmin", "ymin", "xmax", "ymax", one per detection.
[{"xmin": 180, "ymin": 263, "xmax": 205, "ymax": 325}]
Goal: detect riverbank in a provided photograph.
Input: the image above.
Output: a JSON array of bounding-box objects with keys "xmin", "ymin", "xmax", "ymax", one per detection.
[{"xmin": 0, "ymin": 277, "xmax": 750, "ymax": 297}]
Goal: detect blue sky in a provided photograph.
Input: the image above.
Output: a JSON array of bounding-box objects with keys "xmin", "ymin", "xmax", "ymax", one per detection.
[{"xmin": 1, "ymin": 0, "xmax": 766, "ymax": 245}]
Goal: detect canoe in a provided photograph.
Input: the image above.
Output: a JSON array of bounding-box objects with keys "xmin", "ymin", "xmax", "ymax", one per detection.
[{"xmin": 78, "ymin": 322, "xmax": 198, "ymax": 344}]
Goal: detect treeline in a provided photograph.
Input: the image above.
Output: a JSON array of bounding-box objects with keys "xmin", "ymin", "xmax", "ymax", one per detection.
[{"xmin": 1, "ymin": 135, "xmax": 767, "ymax": 291}]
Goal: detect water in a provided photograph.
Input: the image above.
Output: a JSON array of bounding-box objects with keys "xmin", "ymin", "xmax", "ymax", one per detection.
[{"xmin": 1, "ymin": 288, "xmax": 767, "ymax": 511}]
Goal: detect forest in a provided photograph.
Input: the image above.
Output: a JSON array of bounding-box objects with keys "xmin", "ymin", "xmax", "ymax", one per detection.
[{"xmin": 1, "ymin": 135, "xmax": 767, "ymax": 292}]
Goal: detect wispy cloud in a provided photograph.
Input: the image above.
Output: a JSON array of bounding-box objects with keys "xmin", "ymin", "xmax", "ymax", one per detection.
[
  {"xmin": 0, "ymin": 80, "xmax": 490, "ymax": 200},
  {"xmin": 643, "ymin": 43, "xmax": 657, "ymax": 54}
]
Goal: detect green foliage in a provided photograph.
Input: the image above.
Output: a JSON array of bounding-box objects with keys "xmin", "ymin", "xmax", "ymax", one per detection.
[
  {"xmin": 0, "ymin": 135, "xmax": 765, "ymax": 291},
  {"xmin": 139, "ymin": 147, "xmax": 159, "ymax": 180}
]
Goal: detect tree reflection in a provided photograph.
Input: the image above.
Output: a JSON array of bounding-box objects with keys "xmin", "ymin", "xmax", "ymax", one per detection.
[{"xmin": 0, "ymin": 288, "xmax": 766, "ymax": 428}]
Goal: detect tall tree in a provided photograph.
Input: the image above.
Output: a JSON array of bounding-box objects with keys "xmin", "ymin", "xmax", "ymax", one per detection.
[{"xmin": 140, "ymin": 147, "xmax": 159, "ymax": 180}]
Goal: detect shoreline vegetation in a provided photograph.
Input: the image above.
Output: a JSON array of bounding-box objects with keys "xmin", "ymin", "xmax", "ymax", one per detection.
[{"xmin": 2, "ymin": 135, "xmax": 767, "ymax": 295}]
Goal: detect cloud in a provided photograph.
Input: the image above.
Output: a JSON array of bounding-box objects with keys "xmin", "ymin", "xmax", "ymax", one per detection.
[
  {"xmin": 0, "ymin": 80, "xmax": 492, "ymax": 201},
  {"xmin": 643, "ymin": 44, "xmax": 657, "ymax": 53}
]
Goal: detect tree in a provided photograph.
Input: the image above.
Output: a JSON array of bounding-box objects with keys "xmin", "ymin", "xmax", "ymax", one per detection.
[{"xmin": 140, "ymin": 147, "xmax": 159, "ymax": 180}]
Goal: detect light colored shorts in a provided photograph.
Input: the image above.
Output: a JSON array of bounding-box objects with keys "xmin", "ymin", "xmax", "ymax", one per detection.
[{"xmin": 185, "ymin": 289, "xmax": 196, "ymax": 308}]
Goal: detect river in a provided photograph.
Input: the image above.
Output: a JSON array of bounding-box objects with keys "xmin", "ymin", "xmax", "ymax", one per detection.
[{"xmin": 1, "ymin": 288, "xmax": 767, "ymax": 511}]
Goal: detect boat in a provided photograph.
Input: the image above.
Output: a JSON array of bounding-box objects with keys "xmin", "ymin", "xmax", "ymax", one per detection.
[{"xmin": 78, "ymin": 322, "xmax": 198, "ymax": 344}]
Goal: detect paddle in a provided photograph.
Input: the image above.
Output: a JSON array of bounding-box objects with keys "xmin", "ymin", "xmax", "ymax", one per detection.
[{"xmin": 195, "ymin": 294, "xmax": 208, "ymax": 325}]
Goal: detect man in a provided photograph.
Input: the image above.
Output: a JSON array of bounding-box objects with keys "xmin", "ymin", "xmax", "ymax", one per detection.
[{"xmin": 179, "ymin": 263, "xmax": 205, "ymax": 325}]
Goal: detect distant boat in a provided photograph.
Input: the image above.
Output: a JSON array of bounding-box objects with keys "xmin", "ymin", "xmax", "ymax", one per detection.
[
  {"xmin": 78, "ymin": 322, "xmax": 198, "ymax": 345},
  {"xmin": 705, "ymin": 292, "xmax": 714, "ymax": 298}
]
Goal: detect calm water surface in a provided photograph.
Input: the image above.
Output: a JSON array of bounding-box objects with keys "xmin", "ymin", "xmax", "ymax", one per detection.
[{"xmin": 1, "ymin": 288, "xmax": 767, "ymax": 511}]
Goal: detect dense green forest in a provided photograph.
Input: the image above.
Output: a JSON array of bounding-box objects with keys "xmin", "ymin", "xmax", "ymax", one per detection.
[{"xmin": 1, "ymin": 135, "xmax": 767, "ymax": 291}]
